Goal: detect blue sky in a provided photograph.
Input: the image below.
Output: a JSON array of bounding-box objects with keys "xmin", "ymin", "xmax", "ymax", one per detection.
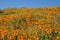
[{"xmin": 0, "ymin": 0, "xmax": 60, "ymax": 9}]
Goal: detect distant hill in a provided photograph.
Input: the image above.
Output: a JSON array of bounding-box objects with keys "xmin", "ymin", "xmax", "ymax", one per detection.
[{"xmin": 0, "ymin": 6, "xmax": 60, "ymax": 15}]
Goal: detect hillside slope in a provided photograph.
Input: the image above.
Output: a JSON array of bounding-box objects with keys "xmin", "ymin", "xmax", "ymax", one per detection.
[{"xmin": 0, "ymin": 7, "xmax": 60, "ymax": 40}]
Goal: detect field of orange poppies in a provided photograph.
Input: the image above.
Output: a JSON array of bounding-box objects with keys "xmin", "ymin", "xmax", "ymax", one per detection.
[{"xmin": 0, "ymin": 7, "xmax": 60, "ymax": 40}]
